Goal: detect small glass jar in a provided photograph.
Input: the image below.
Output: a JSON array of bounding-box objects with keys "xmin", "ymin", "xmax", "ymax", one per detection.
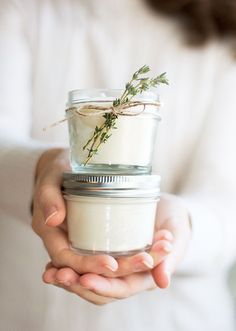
[
  {"xmin": 63, "ymin": 172, "xmax": 161, "ymax": 256},
  {"xmin": 66, "ymin": 89, "xmax": 161, "ymax": 174}
]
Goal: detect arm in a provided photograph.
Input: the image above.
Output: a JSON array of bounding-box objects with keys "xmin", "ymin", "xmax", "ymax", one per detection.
[
  {"xmin": 178, "ymin": 55, "xmax": 236, "ymax": 273},
  {"xmin": 0, "ymin": 1, "xmax": 55, "ymax": 222}
]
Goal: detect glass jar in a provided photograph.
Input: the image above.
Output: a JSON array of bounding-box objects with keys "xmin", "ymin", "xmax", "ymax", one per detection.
[
  {"xmin": 66, "ymin": 89, "xmax": 161, "ymax": 174},
  {"xmin": 63, "ymin": 172, "xmax": 161, "ymax": 256}
]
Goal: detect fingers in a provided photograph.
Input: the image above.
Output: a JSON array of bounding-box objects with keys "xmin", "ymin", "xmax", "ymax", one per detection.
[
  {"xmin": 150, "ymin": 194, "xmax": 192, "ymax": 288},
  {"xmin": 43, "ymin": 267, "xmax": 80, "ymax": 287},
  {"xmin": 57, "ymin": 250, "xmax": 119, "ymax": 274},
  {"xmin": 43, "ymin": 253, "xmax": 154, "ymax": 287},
  {"xmin": 153, "ymin": 229, "xmax": 174, "ymax": 242},
  {"xmin": 43, "ymin": 269, "xmax": 155, "ymax": 303},
  {"xmin": 151, "ymin": 261, "xmax": 170, "ymax": 289},
  {"xmin": 54, "ymin": 283, "xmax": 115, "ymax": 306},
  {"xmin": 55, "ymin": 268, "xmax": 80, "ymax": 286},
  {"xmin": 101, "ymin": 252, "xmax": 154, "ymax": 278},
  {"xmin": 151, "ymin": 238, "xmax": 184, "ymax": 288},
  {"xmin": 42, "ymin": 266, "xmax": 58, "ymax": 284},
  {"xmin": 43, "ymin": 266, "xmax": 79, "ymax": 286},
  {"xmin": 42, "ymin": 239, "xmax": 170, "ymax": 286},
  {"xmin": 79, "ymin": 272, "xmax": 156, "ymax": 299},
  {"xmin": 43, "ymin": 266, "xmax": 155, "ymax": 304},
  {"xmin": 42, "ymin": 234, "xmax": 173, "ymax": 291},
  {"xmin": 149, "ymin": 239, "xmax": 173, "ymax": 263},
  {"xmin": 42, "ymin": 235, "xmax": 172, "ymax": 301},
  {"xmin": 41, "ymin": 230, "xmax": 174, "ymax": 285},
  {"xmin": 151, "ymin": 227, "xmax": 190, "ymax": 288},
  {"xmin": 42, "ymin": 230, "xmax": 118, "ymax": 274},
  {"xmin": 41, "ymin": 228, "xmax": 173, "ymax": 289},
  {"xmin": 43, "ymin": 267, "xmax": 115, "ymax": 305},
  {"xmin": 151, "ymin": 238, "xmax": 183, "ymax": 288},
  {"xmin": 101, "ymin": 241, "xmax": 172, "ymax": 279},
  {"xmin": 100, "ymin": 229, "xmax": 174, "ymax": 278}
]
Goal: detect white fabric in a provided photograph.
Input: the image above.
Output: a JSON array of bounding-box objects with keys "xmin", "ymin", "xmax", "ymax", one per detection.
[{"xmin": 0, "ymin": 0, "xmax": 236, "ymax": 330}]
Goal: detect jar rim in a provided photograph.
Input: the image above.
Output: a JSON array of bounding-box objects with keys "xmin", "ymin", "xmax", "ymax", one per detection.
[
  {"xmin": 63, "ymin": 191, "xmax": 161, "ymax": 198},
  {"xmin": 67, "ymin": 89, "xmax": 160, "ymax": 107}
]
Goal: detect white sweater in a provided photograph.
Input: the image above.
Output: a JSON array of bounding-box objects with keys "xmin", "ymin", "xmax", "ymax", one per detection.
[{"xmin": 0, "ymin": 0, "xmax": 236, "ymax": 330}]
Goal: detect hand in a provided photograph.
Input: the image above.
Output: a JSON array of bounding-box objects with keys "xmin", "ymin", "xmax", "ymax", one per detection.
[
  {"xmin": 32, "ymin": 148, "xmax": 118, "ymax": 274},
  {"xmin": 32, "ymin": 149, "xmax": 173, "ymax": 293},
  {"xmin": 42, "ymin": 193, "xmax": 191, "ymax": 305}
]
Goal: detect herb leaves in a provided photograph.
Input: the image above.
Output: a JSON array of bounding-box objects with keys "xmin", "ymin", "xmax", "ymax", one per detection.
[{"xmin": 82, "ymin": 65, "xmax": 168, "ymax": 165}]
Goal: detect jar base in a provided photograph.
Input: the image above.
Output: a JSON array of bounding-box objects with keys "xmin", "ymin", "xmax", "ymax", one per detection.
[
  {"xmin": 70, "ymin": 244, "xmax": 152, "ymax": 257},
  {"xmin": 71, "ymin": 163, "xmax": 151, "ymax": 175}
]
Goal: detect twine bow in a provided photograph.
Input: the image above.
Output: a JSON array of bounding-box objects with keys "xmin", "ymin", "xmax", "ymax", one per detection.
[{"xmin": 43, "ymin": 100, "xmax": 161, "ymax": 131}]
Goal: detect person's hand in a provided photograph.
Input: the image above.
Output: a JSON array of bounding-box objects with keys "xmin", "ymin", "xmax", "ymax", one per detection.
[
  {"xmin": 32, "ymin": 149, "xmax": 173, "ymax": 296},
  {"xmin": 42, "ymin": 193, "xmax": 191, "ymax": 305}
]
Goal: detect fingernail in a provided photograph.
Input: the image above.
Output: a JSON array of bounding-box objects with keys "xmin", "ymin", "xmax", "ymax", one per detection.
[
  {"xmin": 45, "ymin": 208, "xmax": 58, "ymax": 224},
  {"xmin": 57, "ymin": 280, "xmax": 71, "ymax": 287},
  {"xmin": 163, "ymin": 243, "xmax": 173, "ymax": 253},
  {"xmin": 164, "ymin": 232, "xmax": 174, "ymax": 241},
  {"xmin": 152, "ymin": 241, "xmax": 173, "ymax": 253},
  {"xmin": 64, "ymin": 281, "xmax": 71, "ymax": 287},
  {"xmin": 133, "ymin": 260, "xmax": 153, "ymax": 272},
  {"xmin": 104, "ymin": 264, "xmax": 117, "ymax": 272},
  {"xmin": 142, "ymin": 260, "xmax": 154, "ymax": 269}
]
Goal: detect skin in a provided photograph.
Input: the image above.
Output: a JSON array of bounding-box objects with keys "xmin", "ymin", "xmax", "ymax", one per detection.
[{"xmin": 32, "ymin": 148, "xmax": 191, "ymax": 305}]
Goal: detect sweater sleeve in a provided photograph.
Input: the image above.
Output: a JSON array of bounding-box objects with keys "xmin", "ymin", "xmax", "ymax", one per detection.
[
  {"xmin": 177, "ymin": 53, "xmax": 236, "ymax": 275},
  {"xmin": 0, "ymin": 1, "xmax": 57, "ymax": 223}
]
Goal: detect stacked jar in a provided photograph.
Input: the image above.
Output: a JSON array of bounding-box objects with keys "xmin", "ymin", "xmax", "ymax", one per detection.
[{"xmin": 62, "ymin": 89, "xmax": 162, "ymax": 256}]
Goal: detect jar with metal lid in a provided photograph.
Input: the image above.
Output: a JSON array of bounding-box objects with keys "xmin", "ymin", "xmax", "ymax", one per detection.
[
  {"xmin": 63, "ymin": 172, "xmax": 161, "ymax": 256},
  {"xmin": 66, "ymin": 89, "xmax": 161, "ymax": 174}
]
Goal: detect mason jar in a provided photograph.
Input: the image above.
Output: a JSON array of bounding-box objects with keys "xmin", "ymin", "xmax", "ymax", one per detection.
[
  {"xmin": 66, "ymin": 89, "xmax": 161, "ymax": 174},
  {"xmin": 63, "ymin": 172, "xmax": 161, "ymax": 256}
]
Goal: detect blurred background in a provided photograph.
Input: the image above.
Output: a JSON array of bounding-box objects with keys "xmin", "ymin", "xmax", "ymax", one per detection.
[{"xmin": 0, "ymin": 0, "xmax": 236, "ymax": 330}]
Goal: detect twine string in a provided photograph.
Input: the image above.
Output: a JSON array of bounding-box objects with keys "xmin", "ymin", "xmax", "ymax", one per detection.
[{"xmin": 43, "ymin": 100, "xmax": 161, "ymax": 131}]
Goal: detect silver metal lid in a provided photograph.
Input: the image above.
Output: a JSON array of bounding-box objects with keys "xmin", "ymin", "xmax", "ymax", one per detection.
[{"xmin": 62, "ymin": 172, "xmax": 161, "ymax": 198}]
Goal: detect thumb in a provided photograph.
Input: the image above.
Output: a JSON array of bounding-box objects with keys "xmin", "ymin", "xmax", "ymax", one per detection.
[{"xmin": 36, "ymin": 179, "xmax": 66, "ymax": 227}]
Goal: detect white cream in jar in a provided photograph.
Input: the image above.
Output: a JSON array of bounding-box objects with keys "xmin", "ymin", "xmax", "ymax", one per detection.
[
  {"xmin": 63, "ymin": 173, "xmax": 161, "ymax": 256},
  {"xmin": 66, "ymin": 89, "xmax": 161, "ymax": 174}
]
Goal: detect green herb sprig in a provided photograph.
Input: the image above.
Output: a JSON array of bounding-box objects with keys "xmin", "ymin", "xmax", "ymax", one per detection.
[{"xmin": 82, "ymin": 65, "xmax": 168, "ymax": 165}]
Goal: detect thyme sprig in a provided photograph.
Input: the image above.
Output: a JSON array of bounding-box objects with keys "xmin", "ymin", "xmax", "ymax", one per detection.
[{"xmin": 82, "ymin": 65, "xmax": 168, "ymax": 165}]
